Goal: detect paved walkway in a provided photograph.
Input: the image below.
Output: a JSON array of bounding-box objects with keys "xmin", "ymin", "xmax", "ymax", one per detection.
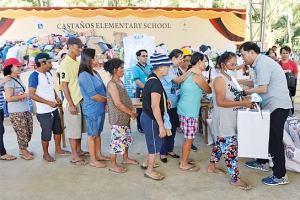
[{"xmin": 0, "ymin": 105, "xmax": 300, "ymax": 200}]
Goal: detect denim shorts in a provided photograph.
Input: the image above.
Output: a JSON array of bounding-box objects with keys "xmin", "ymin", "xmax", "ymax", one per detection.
[
  {"xmin": 85, "ymin": 112, "xmax": 105, "ymax": 137},
  {"xmin": 141, "ymin": 112, "xmax": 163, "ymax": 154}
]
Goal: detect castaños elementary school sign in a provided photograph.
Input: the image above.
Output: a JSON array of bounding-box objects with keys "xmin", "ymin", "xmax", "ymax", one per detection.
[
  {"xmin": 57, "ymin": 22, "xmax": 172, "ymax": 29},
  {"xmin": 0, "ymin": 7, "xmax": 246, "ymax": 49}
]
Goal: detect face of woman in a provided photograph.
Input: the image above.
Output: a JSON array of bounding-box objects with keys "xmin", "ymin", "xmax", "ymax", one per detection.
[
  {"xmin": 222, "ymin": 56, "xmax": 237, "ymax": 72},
  {"xmin": 172, "ymin": 54, "xmax": 183, "ymax": 67},
  {"xmin": 114, "ymin": 64, "xmax": 125, "ymax": 77},
  {"xmin": 198, "ymin": 57, "xmax": 207, "ymax": 71},
  {"xmin": 11, "ymin": 65, "xmax": 22, "ymax": 75},
  {"xmin": 181, "ymin": 55, "xmax": 191, "ymax": 68},
  {"xmin": 92, "ymin": 55, "xmax": 99, "ymax": 67}
]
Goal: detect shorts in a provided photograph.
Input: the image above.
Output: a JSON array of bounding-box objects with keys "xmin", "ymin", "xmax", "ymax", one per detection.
[
  {"xmin": 141, "ymin": 112, "xmax": 163, "ymax": 154},
  {"xmin": 110, "ymin": 125, "xmax": 132, "ymax": 155},
  {"xmin": 85, "ymin": 112, "xmax": 105, "ymax": 137},
  {"xmin": 64, "ymin": 100, "xmax": 87, "ymax": 139},
  {"xmin": 179, "ymin": 115, "xmax": 198, "ymax": 139},
  {"xmin": 36, "ymin": 109, "xmax": 62, "ymax": 142}
]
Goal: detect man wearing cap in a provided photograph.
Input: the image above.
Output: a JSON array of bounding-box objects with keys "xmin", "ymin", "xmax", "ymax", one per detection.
[
  {"xmin": 28, "ymin": 53, "xmax": 71, "ymax": 163},
  {"xmin": 132, "ymin": 49, "xmax": 152, "ymax": 133},
  {"xmin": 60, "ymin": 37, "xmax": 89, "ymax": 165}
]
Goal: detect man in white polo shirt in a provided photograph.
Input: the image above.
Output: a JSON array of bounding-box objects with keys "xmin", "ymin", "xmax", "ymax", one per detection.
[{"xmin": 28, "ymin": 53, "xmax": 70, "ymax": 163}]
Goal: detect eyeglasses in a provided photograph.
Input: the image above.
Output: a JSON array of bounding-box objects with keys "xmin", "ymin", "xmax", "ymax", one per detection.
[
  {"xmin": 45, "ymin": 74, "xmax": 50, "ymax": 84},
  {"xmin": 226, "ymin": 63, "xmax": 238, "ymax": 67},
  {"xmin": 183, "ymin": 59, "xmax": 190, "ymax": 63},
  {"xmin": 140, "ymin": 55, "xmax": 148, "ymax": 58}
]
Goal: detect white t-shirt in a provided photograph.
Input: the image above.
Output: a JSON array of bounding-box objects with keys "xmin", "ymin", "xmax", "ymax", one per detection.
[{"xmin": 28, "ymin": 70, "xmax": 56, "ymax": 114}]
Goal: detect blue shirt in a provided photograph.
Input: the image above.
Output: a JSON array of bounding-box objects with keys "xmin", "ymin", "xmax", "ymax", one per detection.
[
  {"xmin": 78, "ymin": 71, "xmax": 106, "ymax": 117},
  {"xmin": 132, "ymin": 63, "xmax": 152, "ymax": 88},
  {"xmin": 160, "ymin": 67, "xmax": 180, "ymax": 108}
]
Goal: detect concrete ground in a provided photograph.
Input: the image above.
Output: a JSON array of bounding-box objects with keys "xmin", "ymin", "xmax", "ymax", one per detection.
[{"xmin": 1, "ymin": 105, "xmax": 300, "ymax": 200}]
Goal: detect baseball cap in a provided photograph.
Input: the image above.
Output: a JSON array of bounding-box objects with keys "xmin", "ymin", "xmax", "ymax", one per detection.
[
  {"xmin": 35, "ymin": 53, "xmax": 57, "ymax": 64},
  {"xmin": 149, "ymin": 53, "xmax": 172, "ymax": 69},
  {"xmin": 4, "ymin": 58, "xmax": 23, "ymax": 68},
  {"xmin": 66, "ymin": 37, "xmax": 84, "ymax": 47}
]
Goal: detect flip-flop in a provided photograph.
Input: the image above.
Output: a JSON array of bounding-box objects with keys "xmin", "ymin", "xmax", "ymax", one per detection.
[
  {"xmin": 144, "ymin": 173, "xmax": 164, "ymax": 181},
  {"xmin": 21, "ymin": 155, "xmax": 34, "ymax": 160},
  {"xmin": 55, "ymin": 150, "xmax": 71, "ymax": 156},
  {"xmin": 122, "ymin": 159, "xmax": 139, "ymax": 165},
  {"xmin": 230, "ymin": 181, "xmax": 252, "ymax": 190},
  {"xmin": 70, "ymin": 159, "xmax": 88, "ymax": 165},
  {"xmin": 109, "ymin": 167, "xmax": 126, "ymax": 173},
  {"xmin": 19, "ymin": 151, "xmax": 34, "ymax": 156},
  {"xmin": 90, "ymin": 163, "xmax": 107, "ymax": 168},
  {"xmin": 140, "ymin": 163, "xmax": 160, "ymax": 170},
  {"xmin": 179, "ymin": 159, "xmax": 196, "ymax": 165},
  {"xmin": 97, "ymin": 157, "xmax": 110, "ymax": 161},
  {"xmin": 43, "ymin": 157, "xmax": 56, "ymax": 163},
  {"xmin": 180, "ymin": 165, "xmax": 200, "ymax": 172},
  {"xmin": 79, "ymin": 151, "xmax": 90, "ymax": 157},
  {"xmin": 0, "ymin": 155, "xmax": 17, "ymax": 161},
  {"xmin": 207, "ymin": 169, "xmax": 227, "ymax": 174}
]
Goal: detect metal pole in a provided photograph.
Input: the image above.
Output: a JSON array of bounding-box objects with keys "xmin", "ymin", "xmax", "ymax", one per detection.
[{"xmin": 249, "ymin": 0, "xmax": 253, "ymax": 41}]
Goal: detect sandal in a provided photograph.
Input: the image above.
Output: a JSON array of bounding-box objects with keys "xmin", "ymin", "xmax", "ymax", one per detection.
[
  {"xmin": 55, "ymin": 150, "xmax": 71, "ymax": 156},
  {"xmin": 167, "ymin": 152, "xmax": 180, "ymax": 158},
  {"xmin": 109, "ymin": 166, "xmax": 126, "ymax": 173},
  {"xmin": 43, "ymin": 156, "xmax": 56, "ymax": 163},
  {"xmin": 230, "ymin": 181, "xmax": 252, "ymax": 190},
  {"xmin": 122, "ymin": 159, "xmax": 139, "ymax": 165},
  {"xmin": 180, "ymin": 165, "xmax": 200, "ymax": 172},
  {"xmin": 21, "ymin": 155, "xmax": 34, "ymax": 160},
  {"xmin": 70, "ymin": 159, "xmax": 88, "ymax": 165},
  {"xmin": 79, "ymin": 151, "xmax": 90, "ymax": 157},
  {"xmin": 144, "ymin": 172, "xmax": 164, "ymax": 181},
  {"xmin": 0, "ymin": 154, "xmax": 17, "ymax": 161},
  {"xmin": 140, "ymin": 163, "xmax": 160, "ymax": 170},
  {"xmin": 207, "ymin": 168, "xmax": 226, "ymax": 174}
]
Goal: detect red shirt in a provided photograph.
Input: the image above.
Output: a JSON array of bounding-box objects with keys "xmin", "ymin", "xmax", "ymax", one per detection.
[{"xmin": 280, "ymin": 60, "xmax": 299, "ymax": 74}]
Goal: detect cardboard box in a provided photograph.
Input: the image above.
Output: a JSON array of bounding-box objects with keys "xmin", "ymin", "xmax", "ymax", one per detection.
[{"xmin": 113, "ymin": 31, "xmax": 127, "ymax": 47}]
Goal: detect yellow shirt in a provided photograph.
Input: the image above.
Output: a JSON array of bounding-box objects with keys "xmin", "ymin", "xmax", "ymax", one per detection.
[{"xmin": 60, "ymin": 55, "xmax": 82, "ymax": 108}]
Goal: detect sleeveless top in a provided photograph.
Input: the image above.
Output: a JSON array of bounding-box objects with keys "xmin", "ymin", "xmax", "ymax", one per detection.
[
  {"xmin": 177, "ymin": 73, "xmax": 203, "ymax": 118},
  {"xmin": 107, "ymin": 80, "xmax": 132, "ymax": 126},
  {"xmin": 211, "ymin": 73, "xmax": 243, "ymax": 137}
]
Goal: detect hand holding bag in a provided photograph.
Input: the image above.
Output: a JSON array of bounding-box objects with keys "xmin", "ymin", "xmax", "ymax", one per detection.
[{"xmin": 162, "ymin": 93, "xmax": 172, "ymax": 136}]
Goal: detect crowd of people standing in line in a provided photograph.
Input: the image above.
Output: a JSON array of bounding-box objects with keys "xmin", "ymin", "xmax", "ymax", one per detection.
[{"xmin": 0, "ymin": 38, "xmax": 297, "ymax": 190}]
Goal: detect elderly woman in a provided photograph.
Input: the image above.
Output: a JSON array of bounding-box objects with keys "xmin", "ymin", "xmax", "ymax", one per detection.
[
  {"xmin": 4, "ymin": 58, "xmax": 33, "ymax": 160},
  {"xmin": 177, "ymin": 52, "xmax": 212, "ymax": 172},
  {"xmin": 105, "ymin": 58, "xmax": 139, "ymax": 173},
  {"xmin": 140, "ymin": 53, "xmax": 172, "ymax": 181},
  {"xmin": 159, "ymin": 49, "xmax": 201, "ymax": 163},
  {"xmin": 209, "ymin": 52, "xmax": 252, "ymax": 190},
  {"xmin": 78, "ymin": 48, "xmax": 109, "ymax": 167}
]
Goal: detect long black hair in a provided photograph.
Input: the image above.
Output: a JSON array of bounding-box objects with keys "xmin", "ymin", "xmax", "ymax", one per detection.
[
  {"xmin": 78, "ymin": 48, "xmax": 95, "ymax": 76},
  {"xmin": 104, "ymin": 58, "xmax": 124, "ymax": 75},
  {"xmin": 187, "ymin": 52, "xmax": 205, "ymax": 71}
]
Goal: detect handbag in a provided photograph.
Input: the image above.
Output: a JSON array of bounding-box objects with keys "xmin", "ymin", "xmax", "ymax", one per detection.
[{"xmin": 162, "ymin": 92, "xmax": 172, "ymax": 136}]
